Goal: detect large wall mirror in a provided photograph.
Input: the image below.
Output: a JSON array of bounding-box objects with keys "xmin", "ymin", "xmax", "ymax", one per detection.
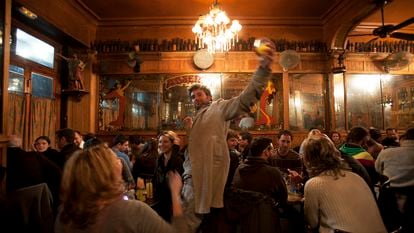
[
  {"xmin": 333, "ymin": 74, "xmax": 414, "ymax": 130},
  {"xmin": 98, "ymin": 73, "xmax": 283, "ymax": 132},
  {"xmin": 288, "ymin": 73, "xmax": 327, "ymax": 131}
]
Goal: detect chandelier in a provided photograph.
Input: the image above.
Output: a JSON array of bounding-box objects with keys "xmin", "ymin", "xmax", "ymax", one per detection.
[{"xmin": 192, "ymin": 0, "xmax": 242, "ymax": 53}]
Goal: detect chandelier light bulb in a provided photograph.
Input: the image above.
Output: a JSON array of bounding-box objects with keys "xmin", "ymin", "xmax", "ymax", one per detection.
[{"xmin": 193, "ymin": 1, "xmax": 242, "ymax": 53}]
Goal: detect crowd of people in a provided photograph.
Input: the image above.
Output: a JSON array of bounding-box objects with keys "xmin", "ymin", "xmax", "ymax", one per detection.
[{"xmin": 1, "ymin": 38, "xmax": 413, "ymax": 233}]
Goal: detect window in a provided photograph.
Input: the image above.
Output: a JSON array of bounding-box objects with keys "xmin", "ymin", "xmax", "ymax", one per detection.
[
  {"xmin": 31, "ymin": 72, "xmax": 54, "ymax": 98},
  {"xmin": 15, "ymin": 28, "xmax": 55, "ymax": 68},
  {"xmin": 8, "ymin": 65, "xmax": 24, "ymax": 94}
]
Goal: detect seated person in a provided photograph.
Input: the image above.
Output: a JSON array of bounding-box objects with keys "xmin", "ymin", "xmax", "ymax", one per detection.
[
  {"xmin": 302, "ymin": 134, "xmax": 386, "ymax": 233},
  {"xmin": 231, "ymin": 137, "xmax": 288, "ymax": 233},
  {"xmin": 339, "ymin": 126, "xmax": 378, "ymax": 184},
  {"xmin": 226, "ymin": 130, "xmax": 241, "ymax": 188},
  {"xmin": 232, "ymin": 137, "xmax": 287, "ymax": 207},
  {"xmin": 375, "ymin": 127, "xmax": 414, "ymax": 232},
  {"xmin": 329, "ymin": 131, "xmax": 344, "ymax": 149},
  {"xmin": 367, "ymin": 127, "xmax": 384, "ymax": 159},
  {"xmin": 33, "ymin": 135, "xmax": 60, "ymax": 165},
  {"xmin": 55, "ymin": 143, "xmax": 186, "ymax": 233},
  {"xmin": 238, "ymin": 131, "xmax": 253, "ymax": 162},
  {"xmin": 376, "ymin": 127, "xmax": 414, "ymax": 188},
  {"xmin": 381, "ymin": 127, "xmax": 400, "ymax": 148},
  {"xmin": 299, "ymin": 128, "xmax": 322, "ymax": 155},
  {"xmin": 268, "ymin": 130, "xmax": 302, "ymax": 176},
  {"xmin": 7, "ymin": 135, "xmax": 62, "ymax": 216}
]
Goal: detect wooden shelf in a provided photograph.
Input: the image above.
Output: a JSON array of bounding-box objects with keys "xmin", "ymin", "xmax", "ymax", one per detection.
[{"xmin": 62, "ymin": 89, "xmax": 89, "ymax": 101}]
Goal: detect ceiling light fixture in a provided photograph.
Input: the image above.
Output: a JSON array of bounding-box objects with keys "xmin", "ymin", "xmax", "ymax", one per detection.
[
  {"xmin": 18, "ymin": 7, "xmax": 37, "ymax": 20},
  {"xmin": 192, "ymin": 0, "xmax": 242, "ymax": 53}
]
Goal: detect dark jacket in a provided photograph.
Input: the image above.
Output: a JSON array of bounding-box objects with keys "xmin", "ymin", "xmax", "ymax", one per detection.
[
  {"xmin": 4, "ymin": 183, "xmax": 54, "ymax": 233},
  {"xmin": 44, "ymin": 143, "xmax": 79, "ymax": 169},
  {"xmin": 232, "ymin": 157, "xmax": 287, "ymax": 207},
  {"xmin": 155, "ymin": 148, "xmax": 184, "ymax": 221},
  {"xmin": 224, "ymin": 188, "xmax": 281, "ymax": 233},
  {"xmin": 6, "ymin": 147, "xmax": 62, "ymax": 210}
]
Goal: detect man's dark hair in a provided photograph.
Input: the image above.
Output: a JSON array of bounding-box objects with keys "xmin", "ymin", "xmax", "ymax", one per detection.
[
  {"xmin": 277, "ymin": 130, "xmax": 293, "ymax": 140},
  {"xmin": 405, "ymin": 127, "xmax": 414, "ymax": 140},
  {"xmin": 35, "ymin": 135, "xmax": 51, "ymax": 144},
  {"xmin": 369, "ymin": 127, "xmax": 382, "ymax": 142},
  {"xmin": 227, "ymin": 130, "xmax": 238, "ymax": 140},
  {"xmin": 84, "ymin": 137, "xmax": 104, "ymax": 150},
  {"xmin": 249, "ymin": 137, "xmax": 272, "ymax": 157},
  {"xmin": 56, "ymin": 128, "xmax": 75, "ymax": 143},
  {"xmin": 346, "ymin": 126, "xmax": 369, "ymax": 143},
  {"xmin": 188, "ymin": 84, "xmax": 212, "ymax": 98},
  {"xmin": 83, "ymin": 133, "xmax": 96, "ymax": 142},
  {"xmin": 113, "ymin": 134, "xmax": 129, "ymax": 146},
  {"xmin": 129, "ymin": 135, "xmax": 143, "ymax": 145},
  {"xmin": 239, "ymin": 131, "xmax": 253, "ymax": 143}
]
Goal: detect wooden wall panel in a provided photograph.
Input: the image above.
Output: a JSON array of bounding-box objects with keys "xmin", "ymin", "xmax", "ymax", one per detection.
[
  {"xmin": 16, "ymin": 0, "xmax": 97, "ymax": 46},
  {"xmin": 345, "ymin": 53, "xmax": 414, "ymax": 74},
  {"xmin": 98, "ymin": 52, "xmax": 328, "ymax": 75}
]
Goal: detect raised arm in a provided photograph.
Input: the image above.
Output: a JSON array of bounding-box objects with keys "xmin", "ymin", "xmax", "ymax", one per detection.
[{"xmin": 121, "ymin": 80, "xmax": 132, "ymax": 92}]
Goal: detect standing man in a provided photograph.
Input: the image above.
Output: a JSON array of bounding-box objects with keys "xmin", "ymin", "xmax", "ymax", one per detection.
[{"xmin": 182, "ymin": 38, "xmax": 275, "ymax": 232}]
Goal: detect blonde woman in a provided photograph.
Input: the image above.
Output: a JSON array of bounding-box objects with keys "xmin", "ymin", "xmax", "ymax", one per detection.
[
  {"xmin": 55, "ymin": 143, "xmax": 185, "ymax": 233},
  {"xmin": 302, "ymin": 134, "xmax": 386, "ymax": 233}
]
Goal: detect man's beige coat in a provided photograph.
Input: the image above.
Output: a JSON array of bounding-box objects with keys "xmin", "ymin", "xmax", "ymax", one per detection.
[{"xmin": 187, "ymin": 67, "xmax": 272, "ymax": 213}]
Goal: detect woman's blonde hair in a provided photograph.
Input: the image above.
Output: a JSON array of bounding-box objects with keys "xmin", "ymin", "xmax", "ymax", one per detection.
[
  {"xmin": 302, "ymin": 134, "xmax": 346, "ymax": 178},
  {"xmin": 59, "ymin": 144, "xmax": 124, "ymax": 229}
]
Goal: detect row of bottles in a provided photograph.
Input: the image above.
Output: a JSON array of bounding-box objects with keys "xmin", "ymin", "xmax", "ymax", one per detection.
[
  {"xmin": 347, "ymin": 41, "xmax": 414, "ymax": 53},
  {"xmin": 91, "ymin": 38, "xmax": 328, "ymax": 53}
]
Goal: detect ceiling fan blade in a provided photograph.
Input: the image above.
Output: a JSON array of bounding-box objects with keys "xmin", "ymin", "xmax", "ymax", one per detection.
[
  {"xmin": 390, "ymin": 32, "xmax": 414, "ymax": 41},
  {"xmin": 348, "ymin": 33, "xmax": 374, "ymax": 37},
  {"xmin": 390, "ymin": 17, "xmax": 414, "ymax": 32}
]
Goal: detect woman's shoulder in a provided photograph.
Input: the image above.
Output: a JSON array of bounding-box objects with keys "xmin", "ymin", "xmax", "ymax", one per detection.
[
  {"xmin": 107, "ymin": 199, "xmax": 155, "ymax": 218},
  {"xmin": 305, "ymin": 174, "xmax": 336, "ymax": 189},
  {"xmin": 104, "ymin": 199, "xmax": 175, "ymax": 232}
]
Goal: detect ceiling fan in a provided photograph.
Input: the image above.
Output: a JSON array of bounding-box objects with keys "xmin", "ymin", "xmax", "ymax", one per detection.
[{"xmin": 349, "ymin": 0, "xmax": 414, "ymax": 41}]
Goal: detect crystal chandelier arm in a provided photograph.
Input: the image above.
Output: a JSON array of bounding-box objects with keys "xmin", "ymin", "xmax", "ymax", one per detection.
[{"xmin": 192, "ymin": 0, "xmax": 241, "ymax": 53}]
